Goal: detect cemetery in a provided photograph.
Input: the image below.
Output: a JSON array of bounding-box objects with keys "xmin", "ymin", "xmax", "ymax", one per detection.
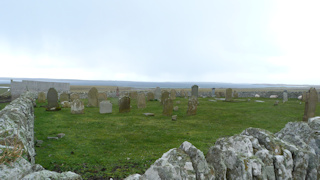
[{"xmin": 1, "ymin": 84, "xmax": 320, "ymax": 179}]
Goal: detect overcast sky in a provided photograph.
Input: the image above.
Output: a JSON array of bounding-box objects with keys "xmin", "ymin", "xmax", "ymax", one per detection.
[{"xmin": 0, "ymin": 1, "xmax": 319, "ymax": 84}]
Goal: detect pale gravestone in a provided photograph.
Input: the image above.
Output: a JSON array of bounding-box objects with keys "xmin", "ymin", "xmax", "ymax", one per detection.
[
  {"xmin": 162, "ymin": 98, "xmax": 173, "ymax": 116},
  {"xmin": 187, "ymin": 96, "xmax": 197, "ymax": 115},
  {"xmin": 212, "ymin": 88, "xmax": 216, "ymax": 97},
  {"xmin": 59, "ymin": 92, "xmax": 69, "ymax": 102},
  {"xmin": 137, "ymin": 93, "xmax": 146, "ymax": 109},
  {"xmin": 154, "ymin": 87, "xmax": 161, "ymax": 101},
  {"xmin": 161, "ymin": 91, "xmax": 170, "ymax": 105},
  {"xmin": 303, "ymin": 88, "xmax": 318, "ymax": 122},
  {"xmin": 71, "ymin": 99, "xmax": 84, "ymax": 114},
  {"xmin": 180, "ymin": 89, "xmax": 186, "ymax": 98},
  {"xmin": 170, "ymin": 89, "xmax": 176, "ymax": 100},
  {"xmin": 70, "ymin": 93, "xmax": 80, "ymax": 102},
  {"xmin": 147, "ymin": 92, "xmax": 155, "ymax": 101},
  {"xmin": 129, "ymin": 91, "xmax": 138, "ymax": 100},
  {"xmin": 98, "ymin": 93, "xmax": 107, "ymax": 105},
  {"xmin": 88, "ymin": 87, "xmax": 99, "ymax": 107},
  {"xmin": 116, "ymin": 87, "xmax": 120, "ymax": 97},
  {"xmin": 119, "ymin": 96, "xmax": 130, "ymax": 113},
  {"xmin": 283, "ymin": 90, "xmax": 288, "ymax": 103},
  {"xmin": 47, "ymin": 88, "xmax": 59, "ymax": 109},
  {"xmin": 225, "ymin": 88, "xmax": 233, "ymax": 102},
  {"xmin": 37, "ymin": 92, "xmax": 46, "ymax": 103},
  {"xmin": 191, "ymin": 85, "xmax": 198, "ymax": 98},
  {"xmin": 99, "ymin": 100, "xmax": 112, "ymax": 114}
]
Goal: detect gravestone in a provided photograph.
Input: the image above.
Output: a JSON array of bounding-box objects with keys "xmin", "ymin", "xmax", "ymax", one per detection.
[
  {"xmin": 99, "ymin": 100, "xmax": 112, "ymax": 114},
  {"xmin": 119, "ymin": 96, "xmax": 130, "ymax": 113},
  {"xmin": 137, "ymin": 93, "xmax": 146, "ymax": 109},
  {"xmin": 302, "ymin": 92, "xmax": 307, "ymax": 102},
  {"xmin": 37, "ymin": 92, "xmax": 46, "ymax": 103},
  {"xmin": 212, "ymin": 88, "xmax": 216, "ymax": 97},
  {"xmin": 187, "ymin": 96, "xmax": 198, "ymax": 115},
  {"xmin": 154, "ymin": 87, "xmax": 161, "ymax": 101},
  {"xmin": 233, "ymin": 91, "xmax": 238, "ymax": 99},
  {"xmin": 88, "ymin": 87, "xmax": 99, "ymax": 107},
  {"xmin": 191, "ymin": 85, "xmax": 198, "ymax": 98},
  {"xmin": 283, "ymin": 90, "xmax": 288, "ymax": 103},
  {"xmin": 71, "ymin": 99, "xmax": 84, "ymax": 114},
  {"xmin": 215, "ymin": 92, "xmax": 220, "ymax": 98},
  {"xmin": 162, "ymin": 98, "xmax": 173, "ymax": 116},
  {"xmin": 225, "ymin": 88, "xmax": 233, "ymax": 102},
  {"xmin": 129, "ymin": 91, "xmax": 138, "ymax": 100},
  {"xmin": 180, "ymin": 89, "xmax": 186, "ymax": 97},
  {"xmin": 170, "ymin": 89, "xmax": 176, "ymax": 100},
  {"xmin": 59, "ymin": 92, "xmax": 69, "ymax": 102},
  {"xmin": 161, "ymin": 91, "xmax": 170, "ymax": 105},
  {"xmin": 147, "ymin": 92, "xmax": 154, "ymax": 101},
  {"xmin": 47, "ymin": 88, "xmax": 59, "ymax": 109},
  {"xmin": 303, "ymin": 88, "xmax": 318, "ymax": 122},
  {"xmin": 70, "ymin": 93, "xmax": 80, "ymax": 101},
  {"xmin": 98, "ymin": 93, "xmax": 108, "ymax": 105},
  {"xmin": 116, "ymin": 87, "xmax": 120, "ymax": 97}
]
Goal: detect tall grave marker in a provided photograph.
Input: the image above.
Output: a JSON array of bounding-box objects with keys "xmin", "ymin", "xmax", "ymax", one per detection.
[{"xmin": 88, "ymin": 87, "xmax": 99, "ymax": 107}]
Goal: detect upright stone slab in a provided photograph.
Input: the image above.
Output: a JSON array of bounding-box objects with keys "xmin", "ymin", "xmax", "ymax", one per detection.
[
  {"xmin": 191, "ymin": 85, "xmax": 198, "ymax": 98},
  {"xmin": 303, "ymin": 88, "xmax": 318, "ymax": 121},
  {"xmin": 154, "ymin": 87, "xmax": 161, "ymax": 101},
  {"xmin": 137, "ymin": 93, "xmax": 146, "ymax": 109},
  {"xmin": 283, "ymin": 90, "xmax": 288, "ymax": 103},
  {"xmin": 170, "ymin": 89, "xmax": 176, "ymax": 100},
  {"xmin": 187, "ymin": 96, "xmax": 198, "ymax": 115},
  {"xmin": 233, "ymin": 90, "xmax": 238, "ymax": 98},
  {"xmin": 59, "ymin": 92, "xmax": 69, "ymax": 102},
  {"xmin": 71, "ymin": 99, "xmax": 84, "ymax": 114},
  {"xmin": 98, "ymin": 92, "xmax": 107, "ymax": 104},
  {"xmin": 180, "ymin": 89, "xmax": 186, "ymax": 97},
  {"xmin": 161, "ymin": 91, "xmax": 170, "ymax": 105},
  {"xmin": 70, "ymin": 93, "xmax": 80, "ymax": 102},
  {"xmin": 87, "ymin": 87, "xmax": 99, "ymax": 107},
  {"xmin": 129, "ymin": 91, "xmax": 138, "ymax": 100},
  {"xmin": 119, "ymin": 96, "xmax": 130, "ymax": 113},
  {"xmin": 99, "ymin": 100, "xmax": 112, "ymax": 114},
  {"xmin": 212, "ymin": 88, "xmax": 216, "ymax": 97},
  {"xmin": 116, "ymin": 87, "xmax": 120, "ymax": 97},
  {"xmin": 47, "ymin": 88, "xmax": 59, "ymax": 108},
  {"xmin": 37, "ymin": 92, "xmax": 46, "ymax": 103},
  {"xmin": 162, "ymin": 98, "xmax": 173, "ymax": 116},
  {"xmin": 147, "ymin": 92, "xmax": 154, "ymax": 101},
  {"xmin": 225, "ymin": 88, "xmax": 233, "ymax": 102},
  {"xmin": 302, "ymin": 92, "xmax": 307, "ymax": 102}
]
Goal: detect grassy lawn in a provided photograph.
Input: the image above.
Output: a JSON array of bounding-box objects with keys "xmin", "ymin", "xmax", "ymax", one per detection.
[{"xmin": 34, "ymin": 97, "xmax": 312, "ymax": 179}]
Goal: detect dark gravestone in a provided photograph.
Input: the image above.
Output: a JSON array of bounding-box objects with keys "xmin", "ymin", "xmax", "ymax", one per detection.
[
  {"xmin": 119, "ymin": 96, "xmax": 131, "ymax": 113},
  {"xmin": 162, "ymin": 98, "xmax": 173, "ymax": 116},
  {"xmin": 147, "ymin": 92, "xmax": 155, "ymax": 101},
  {"xmin": 303, "ymin": 88, "xmax": 318, "ymax": 122},
  {"xmin": 187, "ymin": 96, "xmax": 197, "ymax": 115},
  {"xmin": 191, "ymin": 85, "xmax": 198, "ymax": 98},
  {"xmin": 88, "ymin": 87, "xmax": 99, "ymax": 107},
  {"xmin": 59, "ymin": 92, "xmax": 69, "ymax": 102},
  {"xmin": 47, "ymin": 88, "xmax": 59, "ymax": 109},
  {"xmin": 161, "ymin": 91, "xmax": 170, "ymax": 105}
]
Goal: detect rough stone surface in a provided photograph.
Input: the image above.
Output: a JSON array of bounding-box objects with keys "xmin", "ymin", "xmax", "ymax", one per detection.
[
  {"xmin": 99, "ymin": 100, "xmax": 112, "ymax": 114},
  {"xmin": 70, "ymin": 93, "xmax": 80, "ymax": 102},
  {"xmin": 225, "ymin": 88, "xmax": 233, "ymax": 102},
  {"xmin": 172, "ymin": 115, "xmax": 177, "ymax": 121},
  {"xmin": 170, "ymin": 89, "xmax": 176, "ymax": 100},
  {"xmin": 87, "ymin": 87, "xmax": 99, "ymax": 107},
  {"xmin": 59, "ymin": 92, "xmax": 69, "ymax": 102},
  {"xmin": 187, "ymin": 96, "xmax": 197, "ymax": 115},
  {"xmin": 303, "ymin": 88, "xmax": 318, "ymax": 121},
  {"xmin": 71, "ymin": 99, "xmax": 84, "ymax": 114},
  {"xmin": 129, "ymin": 91, "xmax": 138, "ymax": 100},
  {"xmin": 161, "ymin": 91, "xmax": 169, "ymax": 105},
  {"xmin": 191, "ymin": 85, "xmax": 198, "ymax": 98},
  {"xmin": 137, "ymin": 93, "xmax": 146, "ymax": 109},
  {"xmin": 37, "ymin": 92, "xmax": 46, "ymax": 103},
  {"xmin": 233, "ymin": 90, "xmax": 238, "ymax": 98},
  {"xmin": 146, "ymin": 92, "xmax": 154, "ymax": 101},
  {"xmin": 47, "ymin": 88, "xmax": 59, "ymax": 108},
  {"xmin": 98, "ymin": 92, "xmax": 107, "ymax": 105},
  {"xmin": 162, "ymin": 98, "xmax": 173, "ymax": 116},
  {"xmin": 154, "ymin": 87, "xmax": 161, "ymax": 101},
  {"xmin": 119, "ymin": 96, "xmax": 130, "ymax": 113},
  {"xmin": 61, "ymin": 101, "xmax": 71, "ymax": 108},
  {"xmin": 180, "ymin": 89, "xmax": 186, "ymax": 97},
  {"xmin": 22, "ymin": 170, "xmax": 82, "ymax": 180}
]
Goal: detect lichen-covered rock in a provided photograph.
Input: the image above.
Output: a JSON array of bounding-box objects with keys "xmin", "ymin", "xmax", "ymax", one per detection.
[{"xmin": 22, "ymin": 170, "xmax": 82, "ymax": 180}]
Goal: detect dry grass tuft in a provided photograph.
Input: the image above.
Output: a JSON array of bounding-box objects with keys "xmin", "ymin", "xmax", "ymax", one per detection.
[{"xmin": 0, "ymin": 136, "xmax": 24, "ymax": 165}]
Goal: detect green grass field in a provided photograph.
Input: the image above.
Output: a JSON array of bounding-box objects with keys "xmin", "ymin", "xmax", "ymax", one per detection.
[{"xmin": 33, "ymin": 97, "xmax": 312, "ymax": 179}]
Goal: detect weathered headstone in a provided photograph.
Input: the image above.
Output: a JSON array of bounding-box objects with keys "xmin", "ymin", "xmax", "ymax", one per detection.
[
  {"xmin": 119, "ymin": 96, "xmax": 130, "ymax": 113},
  {"xmin": 187, "ymin": 96, "xmax": 197, "ymax": 115},
  {"xmin": 116, "ymin": 87, "xmax": 120, "ymax": 97},
  {"xmin": 88, "ymin": 87, "xmax": 99, "ymax": 107},
  {"xmin": 180, "ymin": 89, "xmax": 186, "ymax": 97},
  {"xmin": 71, "ymin": 99, "xmax": 84, "ymax": 114},
  {"xmin": 212, "ymin": 88, "xmax": 216, "ymax": 97},
  {"xmin": 37, "ymin": 92, "xmax": 46, "ymax": 103},
  {"xmin": 215, "ymin": 92, "xmax": 220, "ymax": 98},
  {"xmin": 147, "ymin": 92, "xmax": 155, "ymax": 101},
  {"xmin": 154, "ymin": 87, "xmax": 161, "ymax": 101},
  {"xmin": 303, "ymin": 88, "xmax": 318, "ymax": 121},
  {"xmin": 161, "ymin": 91, "xmax": 170, "ymax": 105},
  {"xmin": 162, "ymin": 98, "xmax": 173, "ymax": 116},
  {"xmin": 170, "ymin": 89, "xmax": 176, "ymax": 100},
  {"xmin": 225, "ymin": 88, "xmax": 233, "ymax": 102},
  {"xmin": 98, "ymin": 92, "xmax": 107, "ymax": 105},
  {"xmin": 70, "ymin": 93, "xmax": 80, "ymax": 102},
  {"xmin": 283, "ymin": 90, "xmax": 288, "ymax": 103},
  {"xmin": 191, "ymin": 85, "xmax": 198, "ymax": 98},
  {"xmin": 233, "ymin": 90, "xmax": 238, "ymax": 99},
  {"xmin": 99, "ymin": 100, "xmax": 112, "ymax": 114},
  {"xmin": 59, "ymin": 92, "xmax": 69, "ymax": 102},
  {"xmin": 137, "ymin": 93, "xmax": 146, "ymax": 109},
  {"xmin": 47, "ymin": 88, "xmax": 59, "ymax": 109},
  {"xmin": 302, "ymin": 92, "xmax": 307, "ymax": 102}
]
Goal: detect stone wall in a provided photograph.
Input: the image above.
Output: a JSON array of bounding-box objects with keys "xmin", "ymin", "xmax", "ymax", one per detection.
[
  {"xmin": 238, "ymin": 91, "xmax": 304, "ymax": 99},
  {"xmin": 11, "ymin": 80, "xmax": 70, "ymax": 100},
  {"xmin": 0, "ymin": 92, "xmax": 81, "ymax": 180}
]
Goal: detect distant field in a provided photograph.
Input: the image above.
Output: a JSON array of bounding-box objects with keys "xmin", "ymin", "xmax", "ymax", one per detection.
[{"xmin": 33, "ymin": 96, "xmax": 311, "ymax": 179}]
